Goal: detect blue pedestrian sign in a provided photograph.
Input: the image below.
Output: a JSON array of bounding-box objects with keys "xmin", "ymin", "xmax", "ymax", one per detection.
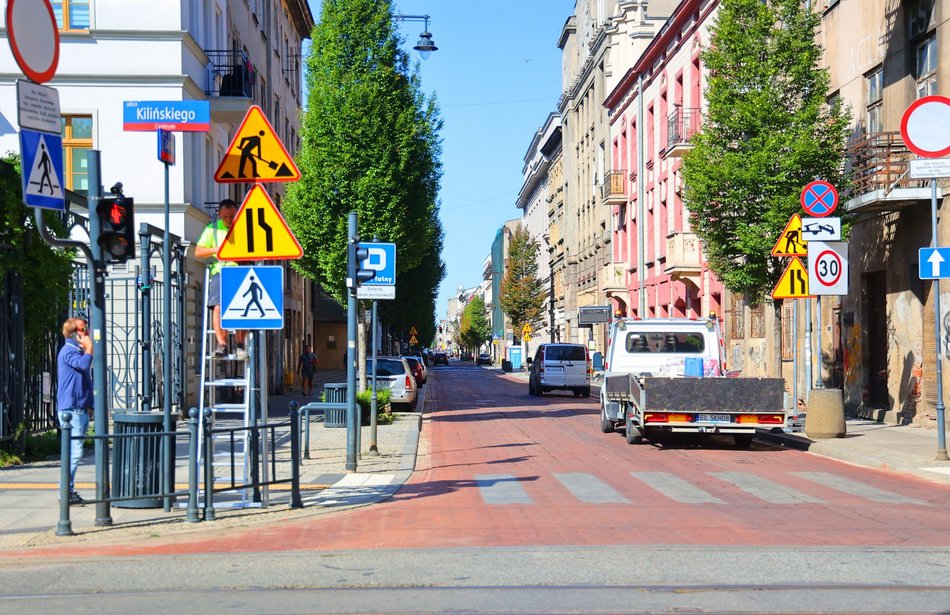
[
  {"xmin": 221, "ymin": 266, "xmax": 284, "ymax": 329},
  {"xmin": 800, "ymin": 180, "xmax": 838, "ymax": 218},
  {"xmin": 19, "ymin": 128, "xmax": 64, "ymax": 211},
  {"xmin": 919, "ymin": 247, "xmax": 950, "ymax": 279},
  {"xmin": 360, "ymin": 242, "xmax": 397, "ymax": 285}
]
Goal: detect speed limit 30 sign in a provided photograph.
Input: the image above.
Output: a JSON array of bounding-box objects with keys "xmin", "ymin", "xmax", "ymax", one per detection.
[{"xmin": 807, "ymin": 241, "xmax": 848, "ymax": 296}]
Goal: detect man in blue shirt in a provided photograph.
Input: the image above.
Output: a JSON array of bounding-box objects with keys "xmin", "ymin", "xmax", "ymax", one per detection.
[{"xmin": 57, "ymin": 317, "xmax": 93, "ymax": 505}]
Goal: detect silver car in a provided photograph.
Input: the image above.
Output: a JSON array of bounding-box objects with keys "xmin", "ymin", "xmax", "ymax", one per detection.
[{"xmin": 367, "ymin": 357, "xmax": 418, "ymax": 411}]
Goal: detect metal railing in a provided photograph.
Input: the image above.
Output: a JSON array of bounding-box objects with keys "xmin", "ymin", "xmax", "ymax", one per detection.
[
  {"xmin": 601, "ymin": 169, "xmax": 627, "ymax": 201},
  {"xmin": 667, "ymin": 106, "xmax": 702, "ymax": 149},
  {"xmin": 205, "ymin": 50, "xmax": 254, "ymax": 98},
  {"xmin": 846, "ymin": 131, "xmax": 927, "ymax": 195}
]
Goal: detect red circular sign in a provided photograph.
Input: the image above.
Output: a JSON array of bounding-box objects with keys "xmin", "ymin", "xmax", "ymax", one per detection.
[
  {"xmin": 900, "ymin": 95, "xmax": 950, "ymax": 158},
  {"xmin": 800, "ymin": 180, "xmax": 838, "ymax": 218},
  {"xmin": 6, "ymin": 0, "xmax": 60, "ymax": 84},
  {"xmin": 814, "ymin": 249, "xmax": 843, "ymax": 287}
]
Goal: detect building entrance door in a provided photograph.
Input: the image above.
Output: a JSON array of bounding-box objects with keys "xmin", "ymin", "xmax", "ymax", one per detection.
[{"xmin": 865, "ymin": 271, "xmax": 888, "ymax": 406}]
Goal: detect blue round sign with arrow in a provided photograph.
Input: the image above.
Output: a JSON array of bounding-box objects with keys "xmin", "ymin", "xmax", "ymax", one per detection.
[{"xmin": 800, "ymin": 180, "xmax": 838, "ymax": 218}]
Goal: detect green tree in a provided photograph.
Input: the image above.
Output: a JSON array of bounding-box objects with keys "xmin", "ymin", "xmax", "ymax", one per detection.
[
  {"xmin": 459, "ymin": 295, "xmax": 491, "ymax": 356},
  {"xmin": 284, "ymin": 0, "xmax": 445, "ymax": 318},
  {"xmin": 681, "ymin": 0, "xmax": 851, "ymax": 302},
  {"xmin": 499, "ymin": 225, "xmax": 545, "ymax": 342}
]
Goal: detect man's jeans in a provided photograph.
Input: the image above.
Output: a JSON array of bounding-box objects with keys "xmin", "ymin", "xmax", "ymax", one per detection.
[{"xmin": 59, "ymin": 409, "xmax": 89, "ymax": 492}]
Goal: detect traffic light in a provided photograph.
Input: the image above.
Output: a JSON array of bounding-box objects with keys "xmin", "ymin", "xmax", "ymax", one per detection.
[
  {"xmin": 346, "ymin": 237, "xmax": 375, "ymax": 293},
  {"xmin": 96, "ymin": 189, "xmax": 135, "ymax": 264}
]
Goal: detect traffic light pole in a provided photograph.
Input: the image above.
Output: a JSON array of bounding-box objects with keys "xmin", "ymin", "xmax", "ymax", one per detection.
[
  {"xmin": 162, "ymin": 154, "xmax": 174, "ymax": 511},
  {"xmin": 346, "ymin": 211, "xmax": 359, "ymax": 472}
]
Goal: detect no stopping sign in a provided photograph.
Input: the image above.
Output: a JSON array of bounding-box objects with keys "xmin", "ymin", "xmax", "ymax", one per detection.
[{"xmin": 807, "ymin": 241, "xmax": 848, "ymax": 296}]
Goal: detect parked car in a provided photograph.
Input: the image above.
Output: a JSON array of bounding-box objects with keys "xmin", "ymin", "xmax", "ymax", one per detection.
[
  {"xmin": 477, "ymin": 352, "xmax": 492, "ymax": 365},
  {"xmin": 431, "ymin": 351, "xmax": 449, "ymax": 366},
  {"xmin": 403, "ymin": 355, "xmax": 426, "ymax": 387},
  {"xmin": 528, "ymin": 343, "xmax": 591, "ymax": 397},
  {"xmin": 366, "ymin": 357, "xmax": 418, "ymax": 411}
]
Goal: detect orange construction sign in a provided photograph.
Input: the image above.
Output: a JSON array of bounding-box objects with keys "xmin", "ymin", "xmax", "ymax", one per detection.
[
  {"xmin": 216, "ymin": 185, "xmax": 303, "ymax": 261},
  {"xmin": 771, "ymin": 214, "xmax": 807, "ymax": 257},
  {"xmin": 771, "ymin": 257, "xmax": 812, "ymax": 299},
  {"xmin": 214, "ymin": 106, "xmax": 300, "ymax": 183}
]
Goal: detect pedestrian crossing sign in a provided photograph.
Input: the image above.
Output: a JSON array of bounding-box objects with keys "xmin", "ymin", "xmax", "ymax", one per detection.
[
  {"xmin": 19, "ymin": 128, "xmax": 64, "ymax": 211},
  {"xmin": 771, "ymin": 214, "xmax": 807, "ymax": 257},
  {"xmin": 771, "ymin": 257, "xmax": 812, "ymax": 299},
  {"xmin": 214, "ymin": 105, "xmax": 300, "ymax": 183},
  {"xmin": 216, "ymin": 184, "xmax": 303, "ymax": 261},
  {"xmin": 221, "ymin": 266, "xmax": 284, "ymax": 330}
]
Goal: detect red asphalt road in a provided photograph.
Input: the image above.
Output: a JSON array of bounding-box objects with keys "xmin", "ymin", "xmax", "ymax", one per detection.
[{"xmin": 10, "ymin": 365, "xmax": 950, "ymax": 557}]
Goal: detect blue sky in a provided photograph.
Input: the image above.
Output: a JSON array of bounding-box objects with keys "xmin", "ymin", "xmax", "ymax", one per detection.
[{"xmin": 306, "ymin": 1, "xmax": 575, "ymax": 321}]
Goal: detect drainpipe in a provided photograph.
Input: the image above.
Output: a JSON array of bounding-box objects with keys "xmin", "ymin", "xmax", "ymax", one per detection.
[{"xmin": 637, "ymin": 74, "xmax": 646, "ymax": 316}]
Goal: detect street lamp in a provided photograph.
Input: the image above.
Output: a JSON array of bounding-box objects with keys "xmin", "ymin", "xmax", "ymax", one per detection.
[{"xmin": 394, "ymin": 13, "xmax": 438, "ymax": 60}]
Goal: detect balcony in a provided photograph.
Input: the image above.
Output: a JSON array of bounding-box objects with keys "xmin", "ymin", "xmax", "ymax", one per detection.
[
  {"xmin": 603, "ymin": 261, "xmax": 627, "ymax": 299},
  {"xmin": 601, "ymin": 169, "xmax": 627, "ymax": 204},
  {"xmin": 205, "ymin": 50, "xmax": 254, "ymax": 124},
  {"xmin": 845, "ymin": 131, "xmax": 941, "ymax": 213},
  {"xmin": 664, "ymin": 231, "xmax": 703, "ymax": 280},
  {"xmin": 665, "ymin": 106, "xmax": 701, "ymax": 158}
]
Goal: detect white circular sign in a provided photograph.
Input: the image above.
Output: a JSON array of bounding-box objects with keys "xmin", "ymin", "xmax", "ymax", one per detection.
[
  {"xmin": 807, "ymin": 241, "xmax": 849, "ymax": 296},
  {"xmin": 814, "ymin": 250, "xmax": 842, "ymax": 287},
  {"xmin": 6, "ymin": 0, "xmax": 60, "ymax": 83},
  {"xmin": 901, "ymin": 96, "xmax": 950, "ymax": 158}
]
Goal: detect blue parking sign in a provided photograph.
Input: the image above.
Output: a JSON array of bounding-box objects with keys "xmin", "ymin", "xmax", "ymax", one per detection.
[{"xmin": 361, "ymin": 242, "xmax": 397, "ymax": 286}]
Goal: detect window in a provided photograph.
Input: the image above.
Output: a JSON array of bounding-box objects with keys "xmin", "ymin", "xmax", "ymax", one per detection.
[
  {"xmin": 781, "ymin": 301, "xmax": 794, "ymax": 361},
  {"xmin": 750, "ymin": 303, "xmax": 765, "ymax": 338},
  {"xmin": 624, "ymin": 332, "xmax": 705, "ymax": 354},
  {"xmin": 729, "ymin": 295, "xmax": 746, "ymax": 340},
  {"xmin": 865, "ymin": 67, "xmax": 883, "ymax": 133},
  {"xmin": 917, "ymin": 35, "xmax": 937, "ymax": 98},
  {"xmin": 52, "ymin": 1, "xmax": 89, "ymax": 30},
  {"xmin": 61, "ymin": 115, "xmax": 92, "ymax": 193}
]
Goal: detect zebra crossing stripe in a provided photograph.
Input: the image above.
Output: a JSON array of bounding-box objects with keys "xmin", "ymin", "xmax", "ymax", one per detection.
[
  {"xmin": 631, "ymin": 471, "xmax": 725, "ymax": 504},
  {"xmin": 709, "ymin": 472, "xmax": 823, "ymax": 504},
  {"xmin": 792, "ymin": 472, "xmax": 930, "ymax": 506},
  {"xmin": 475, "ymin": 474, "xmax": 533, "ymax": 505},
  {"xmin": 553, "ymin": 473, "xmax": 630, "ymax": 504}
]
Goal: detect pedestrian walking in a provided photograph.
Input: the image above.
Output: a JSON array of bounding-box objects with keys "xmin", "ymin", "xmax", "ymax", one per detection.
[
  {"xmin": 297, "ymin": 344, "xmax": 318, "ymax": 396},
  {"xmin": 57, "ymin": 317, "xmax": 93, "ymax": 505},
  {"xmin": 195, "ymin": 198, "xmax": 248, "ymax": 360}
]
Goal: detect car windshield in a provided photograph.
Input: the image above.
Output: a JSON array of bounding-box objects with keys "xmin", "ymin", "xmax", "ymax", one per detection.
[
  {"xmin": 369, "ymin": 359, "xmax": 405, "ymax": 376},
  {"xmin": 625, "ymin": 332, "xmax": 705, "ymax": 354},
  {"xmin": 544, "ymin": 346, "xmax": 586, "ymax": 361}
]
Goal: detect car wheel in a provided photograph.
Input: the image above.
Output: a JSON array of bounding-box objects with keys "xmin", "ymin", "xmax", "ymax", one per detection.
[
  {"xmin": 733, "ymin": 434, "xmax": 754, "ymax": 448},
  {"xmin": 537, "ymin": 386, "xmax": 544, "ymax": 397},
  {"xmin": 528, "ymin": 380, "xmax": 535, "ymax": 396},
  {"xmin": 625, "ymin": 414, "xmax": 643, "ymax": 445},
  {"xmin": 572, "ymin": 389, "xmax": 581, "ymax": 397},
  {"xmin": 582, "ymin": 387, "xmax": 591, "ymax": 398},
  {"xmin": 600, "ymin": 405, "xmax": 614, "ymax": 434}
]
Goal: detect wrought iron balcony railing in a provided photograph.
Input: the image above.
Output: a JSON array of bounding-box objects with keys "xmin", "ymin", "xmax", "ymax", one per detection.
[
  {"xmin": 665, "ymin": 106, "xmax": 701, "ymax": 157},
  {"xmin": 843, "ymin": 131, "xmax": 941, "ymax": 212},
  {"xmin": 205, "ymin": 50, "xmax": 255, "ymax": 98},
  {"xmin": 601, "ymin": 169, "xmax": 627, "ymax": 204}
]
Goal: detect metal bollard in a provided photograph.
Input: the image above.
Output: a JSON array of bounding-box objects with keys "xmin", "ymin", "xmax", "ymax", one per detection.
[
  {"xmin": 289, "ymin": 402, "xmax": 303, "ymax": 508},
  {"xmin": 56, "ymin": 413, "xmax": 73, "ymax": 537},
  {"xmin": 185, "ymin": 408, "xmax": 200, "ymax": 523},
  {"xmin": 202, "ymin": 408, "xmax": 216, "ymax": 521},
  {"xmin": 304, "ymin": 404, "xmax": 312, "ymax": 459}
]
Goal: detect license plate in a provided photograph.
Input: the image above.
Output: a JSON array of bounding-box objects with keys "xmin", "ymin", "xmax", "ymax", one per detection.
[
  {"xmin": 545, "ymin": 366, "xmax": 563, "ymax": 374},
  {"xmin": 697, "ymin": 414, "xmax": 731, "ymax": 423}
]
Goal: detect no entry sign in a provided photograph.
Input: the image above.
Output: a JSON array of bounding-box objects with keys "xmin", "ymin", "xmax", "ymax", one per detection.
[{"xmin": 5, "ymin": 0, "xmax": 59, "ymax": 83}]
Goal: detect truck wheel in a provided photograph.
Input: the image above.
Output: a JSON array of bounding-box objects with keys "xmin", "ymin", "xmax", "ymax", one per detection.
[
  {"xmin": 528, "ymin": 381, "xmax": 535, "ymax": 396},
  {"xmin": 537, "ymin": 386, "xmax": 544, "ymax": 397},
  {"xmin": 600, "ymin": 406, "xmax": 614, "ymax": 433},
  {"xmin": 582, "ymin": 387, "xmax": 591, "ymax": 398},
  {"xmin": 733, "ymin": 434, "xmax": 754, "ymax": 448},
  {"xmin": 625, "ymin": 416, "xmax": 643, "ymax": 445}
]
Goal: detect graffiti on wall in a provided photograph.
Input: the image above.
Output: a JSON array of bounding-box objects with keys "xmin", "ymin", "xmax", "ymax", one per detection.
[
  {"xmin": 747, "ymin": 340, "xmax": 766, "ymax": 371},
  {"xmin": 943, "ymin": 309, "xmax": 950, "ymax": 360}
]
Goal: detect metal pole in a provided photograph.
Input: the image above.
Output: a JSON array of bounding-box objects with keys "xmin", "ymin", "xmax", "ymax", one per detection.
[
  {"xmin": 346, "ymin": 212, "xmax": 358, "ymax": 472},
  {"xmin": 87, "ymin": 150, "xmax": 113, "ymax": 527},
  {"xmin": 368, "ymin": 299, "xmax": 380, "ymax": 456},
  {"xmin": 186, "ymin": 407, "xmax": 200, "ymax": 523},
  {"xmin": 930, "ymin": 178, "xmax": 949, "ymax": 460},
  {"xmin": 249, "ymin": 330, "xmax": 261, "ymax": 502},
  {"xmin": 56, "ymin": 414, "xmax": 73, "ymax": 536},
  {"xmin": 792, "ymin": 299, "xmax": 799, "ymax": 422},
  {"xmin": 162, "ymin": 160, "xmax": 173, "ymax": 511},
  {"xmin": 804, "ymin": 298, "xmax": 813, "ymax": 401},
  {"xmin": 139, "ymin": 228, "xmax": 152, "ymax": 412},
  {"xmin": 637, "ymin": 74, "xmax": 646, "ymax": 316},
  {"xmin": 815, "ymin": 296, "xmax": 824, "ymax": 389}
]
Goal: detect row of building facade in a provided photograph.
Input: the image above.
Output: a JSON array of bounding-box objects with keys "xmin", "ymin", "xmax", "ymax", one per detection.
[{"xmin": 445, "ymin": 0, "xmax": 948, "ymax": 429}]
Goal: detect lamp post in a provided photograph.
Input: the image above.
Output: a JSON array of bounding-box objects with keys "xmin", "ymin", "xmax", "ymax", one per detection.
[{"xmin": 394, "ymin": 13, "xmax": 438, "ymax": 59}]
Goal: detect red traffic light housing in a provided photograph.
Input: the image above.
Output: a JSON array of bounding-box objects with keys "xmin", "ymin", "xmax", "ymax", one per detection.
[{"xmin": 97, "ymin": 195, "xmax": 135, "ymax": 264}]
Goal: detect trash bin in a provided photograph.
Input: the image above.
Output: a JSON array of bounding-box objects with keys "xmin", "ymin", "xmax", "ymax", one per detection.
[
  {"xmin": 502, "ymin": 360, "xmax": 512, "ymax": 373},
  {"xmin": 111, "ymin": 412, "xmax": 168, "ymax": 508},
  {"xmin": 323, "ymin": 383, "xmax": 347, "ymax": 428}
]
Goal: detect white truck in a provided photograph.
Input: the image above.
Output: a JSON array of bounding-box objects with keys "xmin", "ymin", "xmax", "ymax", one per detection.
[{"xmin": 599, "ymin": 317, "xmax": 786, "ymax": 447}]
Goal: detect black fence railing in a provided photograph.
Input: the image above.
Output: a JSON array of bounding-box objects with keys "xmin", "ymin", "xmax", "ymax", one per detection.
[
  {"xmin": 205, "ymin": 49, "xmax": 255, "ymax": 98},
  {"xmin": 667, "ymin": 106, "xmax": 702, "ymax": 149}
]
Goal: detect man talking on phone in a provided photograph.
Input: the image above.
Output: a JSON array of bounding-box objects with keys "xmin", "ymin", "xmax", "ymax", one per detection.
[{"xmin": 57, "ymin": 317, "xmax": 93, "ymax": 505}]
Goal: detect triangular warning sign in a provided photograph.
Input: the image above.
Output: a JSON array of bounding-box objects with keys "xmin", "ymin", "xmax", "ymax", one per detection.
[
  {"xmin": 409, "ymin": 326, "xmax": 419, "ymax": 336},
  {"xmin": 25, "ymin": 133, "xmax": 64, "ymax": 201},
  {"xmin": 214, "ymin": 106, "xmax": 300, "ymax": 183},
  {"xmin": 771, "ymin": 257, "xmax": 812, "ymax": 299},
  {"xmin": 771, "ymin": 214, "xmax": 807, "ymax": 257},
  {"xmin": 222, "ymin": 267, "xmax": 281, "ymax": 321},
  {"xmin": 217, "ymin": 185, "xmax": 303, "ymax": 261}
]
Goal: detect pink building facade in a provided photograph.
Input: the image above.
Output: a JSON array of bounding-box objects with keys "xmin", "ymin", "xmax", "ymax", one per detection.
[{"xmin": 603, "ymin": 0, "xmax": 723, "ymax": 321}]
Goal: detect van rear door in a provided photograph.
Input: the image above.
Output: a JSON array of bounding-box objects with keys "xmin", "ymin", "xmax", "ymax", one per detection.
[{"xmin": 543, "ymin": 345, "xmax": 588, "ymax": 387}]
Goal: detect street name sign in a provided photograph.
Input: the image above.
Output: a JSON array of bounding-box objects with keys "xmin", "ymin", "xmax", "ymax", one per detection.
[
  {"xmin": 918, "ymin": 247, "xmax": 950, "ymax": 279},
  {"xmin": 214, "ymin": 105, "xmax": 300, "ymax": 183},
  {"xmin": 578, "ymin": 305, "xmax": 611, "ymax": 325},
  {"xmin": 807, "ymin": 241, "xmax": 848, "ymax": 296},
  {"xmin": 16, "ymin": 80, "xmax": 60, "ymax": 133},
  {"xmin": 221, "ymin": 266, "xmax": 284, "ymax": 329},
  {"xmin": 123, "ymin": 100, "xmax": 210, "ymax": 132},
  {"xmin": 800, "ymin": 180, "xmax": 838, "ymax": 217},
  {"xmin": 6, "ymin": 0, "xmax": 59, "ymax": 84},
  {"xmin": 216, "ymin": 184, "xmax": 303, "ymax": 261},
  {"xmin": 19, "ymin": 128, "xmax": 64, "ymax": 210},
  {"xmin": 910, "ymin": 158, "xmax": 950, "ymax": 179},
  {"xmin": 901, "ymin": 95, "xmax": 950, "ymax": 158},
  {"xmin": 801, "ymin": 217, "xmax": 841, "ymax": 242}
]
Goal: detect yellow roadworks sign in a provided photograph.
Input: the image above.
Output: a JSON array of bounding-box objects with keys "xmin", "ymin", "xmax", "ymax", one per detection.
[
  {"xmin": 214, "ymin": 105, "xmax": 300, "ymax": 183},
  {"xmin": 409, "ymin": 326, "xmax": 418, "ymax": 336},
  {"xmin": 217, "ymin": 185, "xmax": 303, "ymax": 261},
  {"xmin": 409, "ymin": 335, "xmax": 419, "ymax": 345},
  {"xmin": 771, "ymin": 257, "xmax": 812, "ymax": 299},
  {"xmin": 771, "ymin": 214, "xmax": 807, "ymax": 257}
]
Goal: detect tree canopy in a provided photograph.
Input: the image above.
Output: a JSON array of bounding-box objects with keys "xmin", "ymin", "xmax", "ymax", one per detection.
[
  {"xmin": 284, "ymin": 0, "xmax": 444, "ymax": 333},
  {"xmin": 681, "ymin": 0, "xmax": 851, "ymax": 302},
  {"xmin": 459, "ymin": 295, "xmax": 491, "ymax": 355},
  {"xmin": 499, "ymin": 225, "xmax": 545, "ymax": 341}
]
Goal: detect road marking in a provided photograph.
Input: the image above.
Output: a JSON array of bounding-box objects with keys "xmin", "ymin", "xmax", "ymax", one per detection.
[
  {"xmin": 475, "ymin": 474, "xmax": 533, "ymax": 505},
  {"xmin": 709, "ymin": 472, "xmax": 823, "ymax": 504},
  {"xmin": 553, "ymin": 472, "xmax": 630, "ymax": 504},
  {"xmin": 631, "ymin": 472, "xmax": 725, "ymax": 504},
  {"xmin": 792, "ymin": 472, "xmax": 930, "ymax": 506}
]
